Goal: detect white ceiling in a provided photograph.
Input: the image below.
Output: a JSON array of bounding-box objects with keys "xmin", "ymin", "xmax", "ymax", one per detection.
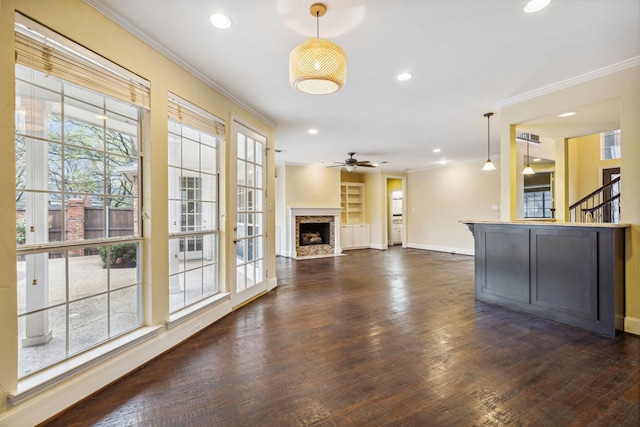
[{"xmin": 85, "ymin": 0, "xmax": 640, "ymax": 172}]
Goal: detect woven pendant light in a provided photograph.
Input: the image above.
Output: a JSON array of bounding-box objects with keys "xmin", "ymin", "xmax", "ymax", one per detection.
[{"xmin": 289, "ymin": 3, "xmax": 347, "ymax": 95}]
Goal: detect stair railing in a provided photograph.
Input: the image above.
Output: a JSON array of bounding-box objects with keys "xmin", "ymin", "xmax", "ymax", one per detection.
[{"xmin": 569, "ymin": 176, "xmax": 621, "ymax": 223}]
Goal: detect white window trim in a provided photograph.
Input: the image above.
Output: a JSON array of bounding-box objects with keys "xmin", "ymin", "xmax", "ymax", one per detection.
[
  {"xmin": 166, "ymin": 292, "xmax": 231, "ymax": 330},
  {"xmin": 9, "ymin": 326, "xmax": 161, "ymax": 406}
]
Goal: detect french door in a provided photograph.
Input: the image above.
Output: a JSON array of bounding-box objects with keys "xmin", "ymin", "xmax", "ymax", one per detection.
[{"xmin": 232, "ymin": 120, "xmax": 267, "ymax": 307}]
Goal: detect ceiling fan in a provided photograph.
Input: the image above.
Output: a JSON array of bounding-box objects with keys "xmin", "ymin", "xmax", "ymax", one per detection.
[{"xmin": 329, "ymin": 152, "xmax": 376, "ymax": 172}]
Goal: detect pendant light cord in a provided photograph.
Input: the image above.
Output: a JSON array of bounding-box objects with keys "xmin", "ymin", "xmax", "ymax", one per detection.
[
  {"xmin": 484, "ymin": 112, "xmax": 493, "ymax": 161},
  {"xmin": 316, "ymin": 11, "xmax": 320, "ymax": 39}
]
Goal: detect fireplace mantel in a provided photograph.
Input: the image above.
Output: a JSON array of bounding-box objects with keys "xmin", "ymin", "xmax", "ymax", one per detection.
[
  {"xmin": 289, "ymin": 207, "xmax": 342, "ymax": 217},
  {"xmin": 288, "ymin": 207, "xmax": 342, "ymax": 258}
]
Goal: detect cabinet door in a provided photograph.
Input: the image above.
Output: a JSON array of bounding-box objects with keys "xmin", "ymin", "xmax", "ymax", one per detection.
[
  {"xmin": 341, "ymin": 225, "xmax": 354, "ymax": 249},
  {"xmin": 353, "ymin": 224, "xmax": 370, "ymax": 248},
  {"xmin": 392, "ymin": 228, "xmax": 401, "ymax": 244},
  {"xmin": 361, "ymin": 224, "xmax": 370, "ymax": 247},
  {"xmin": 353, "ymin": 225, "xmax": 363, "ymax": 248}
]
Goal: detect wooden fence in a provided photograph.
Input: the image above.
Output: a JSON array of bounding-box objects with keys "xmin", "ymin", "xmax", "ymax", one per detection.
[{"xmin": 17, "ymin": 206, "xmax": 134, "ymax": 254}]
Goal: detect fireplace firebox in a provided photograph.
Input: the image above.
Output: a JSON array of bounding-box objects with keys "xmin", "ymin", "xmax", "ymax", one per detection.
[{"xmin": 299, "ymin": 222, "xmax": 330, "ymax": 246}]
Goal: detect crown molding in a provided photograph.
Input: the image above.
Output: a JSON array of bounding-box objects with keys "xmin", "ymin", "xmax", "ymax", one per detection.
[
  {"xmin": 83, "ymin": 0, "xmax": 278, "ymax": 129},
  {"xmin": 496, "ymin": 56, "xmax": 640, "ymax": 109}
]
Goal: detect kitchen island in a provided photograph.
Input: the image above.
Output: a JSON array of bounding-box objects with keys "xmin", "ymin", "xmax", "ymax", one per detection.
[{"xmin": 463, "ymin": 221, "xmax": 627, "ymax": 337}]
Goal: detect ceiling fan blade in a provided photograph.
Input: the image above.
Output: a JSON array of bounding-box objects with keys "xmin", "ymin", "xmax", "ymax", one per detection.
[{"xmin": 358, "ymin": 163, "xmax": 376, "ymax": 168}]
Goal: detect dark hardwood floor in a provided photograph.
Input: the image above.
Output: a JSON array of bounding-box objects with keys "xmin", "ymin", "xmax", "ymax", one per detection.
[{"xmin": 43, "ymin": 248, "xmax": 640, "ymax": 426}]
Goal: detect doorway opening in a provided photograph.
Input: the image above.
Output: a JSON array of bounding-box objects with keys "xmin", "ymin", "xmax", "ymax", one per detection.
[{"xmin": 386, "ymin": 177, "xmax": 406, "ymax": 247}]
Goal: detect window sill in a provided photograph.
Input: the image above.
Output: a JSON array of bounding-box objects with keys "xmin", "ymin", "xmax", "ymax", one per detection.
[
  {"xmin": 9, "ymin": 326, "xmax": 162, "ymax": 406},
  {"xmin": 166, "ymin": 292, "xmax": 231, "ymax": 330}
]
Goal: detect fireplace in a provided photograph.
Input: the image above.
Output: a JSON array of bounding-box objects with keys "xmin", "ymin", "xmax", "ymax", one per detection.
[
  {"xmin": 288, "ymin": 207, "xmax": 342, "ymax": 258},
  {"xmin": 299, "ymin": 222, "xmax": 330, "ymax": 246}
]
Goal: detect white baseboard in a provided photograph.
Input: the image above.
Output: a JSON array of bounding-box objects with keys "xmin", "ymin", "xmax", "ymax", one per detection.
[
  {"xmin": 407, "ymin": 242, "xmax": 474, "ymax": 256},
  {"xmin": 369, "ymin": 243, "xmax": 387, "ymax": 250},
  {"xmin": 624, "ymin": 316, "xmax": 640, "ymax": 336}
]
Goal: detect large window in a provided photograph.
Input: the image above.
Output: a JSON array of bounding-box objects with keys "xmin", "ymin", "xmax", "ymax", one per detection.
[
  {"xmin": 168, "ymin": 94, "xmax": 223, "ymax": 313},
  {"xmin": 524, "ymin": 190, "xmax": 553, "ymax": 218},
  {"xmin": 15, "ymin": 16, "xmax": 148, "ymax": 378}
]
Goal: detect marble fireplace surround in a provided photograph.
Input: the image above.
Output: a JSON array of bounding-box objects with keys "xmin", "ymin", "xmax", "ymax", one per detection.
[{"xmin": 288, "ymin": 207, "xmax": 342, "ymax": 259}]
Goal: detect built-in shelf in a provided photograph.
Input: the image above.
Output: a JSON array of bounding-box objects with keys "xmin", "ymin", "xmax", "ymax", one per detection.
[
  {"xmin": 340, "ymin": 183, "xmax": 369, "ymax": 250},
  {"xmin": 341, "ymin": 183, "xmax": 364, "ymax": 225}
]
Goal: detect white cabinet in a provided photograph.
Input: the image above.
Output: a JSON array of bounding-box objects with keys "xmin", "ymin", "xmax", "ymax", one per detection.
[
  {"xmin": 391, "ymin": 226, "xmax": 402, "ymax": 245},
  {"xmin": 341, "ymin": 224, "xmax": 354, "ymax": 249},
  {"xmin": 391, "ymin": 217, "xmax": 403, "ymax": 245},
  {"xmin": 353, "ymin": 224, "xmax": 370, "ymax": 248},
  {"xmin": 341, "ymin": 224, "xmax": 369, "ymax": 250}
]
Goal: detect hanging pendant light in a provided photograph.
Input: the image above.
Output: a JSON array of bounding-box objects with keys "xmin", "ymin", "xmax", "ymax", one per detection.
[
  {"xmin": 481, "ymin": 112, "xmax": 496, "ymax": 171},
  {"xmin": 522, "ymin": 136, "xmax": 536, "ymax": 175},
  {"xmin": 289, "ymin": 3, "xmax": 347, "ymax": 95}
]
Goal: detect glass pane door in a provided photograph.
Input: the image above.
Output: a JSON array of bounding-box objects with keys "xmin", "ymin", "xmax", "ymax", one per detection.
[{"xmin": 233, "ymin": 121, "xmax": 266, "ymax": 305}]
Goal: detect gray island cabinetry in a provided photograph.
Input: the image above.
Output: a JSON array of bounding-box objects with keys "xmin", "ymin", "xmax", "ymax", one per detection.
[{"xmin": 464, "ymin": 221, "xmax": 627, "ymax": 337}]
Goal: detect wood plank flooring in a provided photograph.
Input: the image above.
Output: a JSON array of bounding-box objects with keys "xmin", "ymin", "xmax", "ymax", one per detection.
[{"xmin": 43, "ymin": 248, "xmax": 640, "ymax": 426}]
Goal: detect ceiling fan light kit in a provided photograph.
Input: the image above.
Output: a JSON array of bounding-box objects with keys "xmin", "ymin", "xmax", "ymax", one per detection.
[
  {"xmin": 330, "ymin": 152, "xmax": 376, "ymax": 172},
  {"xmin": 289, "ymin": 3, "xmax": 347, "ymax": 95}
]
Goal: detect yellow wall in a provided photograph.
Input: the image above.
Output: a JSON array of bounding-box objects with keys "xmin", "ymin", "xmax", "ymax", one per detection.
[
  {"xmin": 364, "ymin": 172, "xmax": 383, "ymax": 246},
  {"xmin": 0, "ymin": 1, "xmax": 276, "ymax": 424},
  {"xmin": 388, "ymin": 179, "xmax": 402, "ymax": 193},
  {"xmin": 387, "ymin": 179, "xmax": 403, "ymax": 221},
  {"xmin": 277, "ymin": 164, "xmax": 341, "ymax": 255},
  {"xmin": 284, "ymin": 165, "xmax": 341, "ymax": 208},
  {"xmin": 340, "ymin": 170, "xmax": 366, "ymax": 183},
  {"xmin": 407, "ymin": 159, "xmax": 501, "ymax": 254},
  {"xmin": 275, "ymin": 166, "xmax": 287, "ymax": 256},
  {"xmin": 568, "ymin": 133, "xmax": 621, "ymax": 204}
]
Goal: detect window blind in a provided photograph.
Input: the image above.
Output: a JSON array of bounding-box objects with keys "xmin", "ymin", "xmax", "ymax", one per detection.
[
  {"xmin": 15, "ymin": 13, "xmax": 150, "ymax": 109},
  {"xmin": 168, "ymin": 93, "xmax": 225, "ymax": 138}
]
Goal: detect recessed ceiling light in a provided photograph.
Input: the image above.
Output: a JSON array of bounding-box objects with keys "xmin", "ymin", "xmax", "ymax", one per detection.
[
  {"xmin": 308, "ymin": 128, "xmax": 319, "ymax": 135},
  {"xmin": 396, "ymin": 72, "xmax": 413, "ymax": 81},
  {"xmin": 557, "ymin": 111, "xmax": 577, "ymax": 118},
  {"xmin": 439, "ymin": 159, "xmax": 448, "ymax": 165},
  {"xmin": 210, "ymin": 13, "xmax": 232, "ymax": 29},
  {"xmin": 524, "ymin": 0, "xmax": 552, "ymax": 13},
  {"xmin": 433, "ymin": 148, "xmax": 441, "ymax": 153}
]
